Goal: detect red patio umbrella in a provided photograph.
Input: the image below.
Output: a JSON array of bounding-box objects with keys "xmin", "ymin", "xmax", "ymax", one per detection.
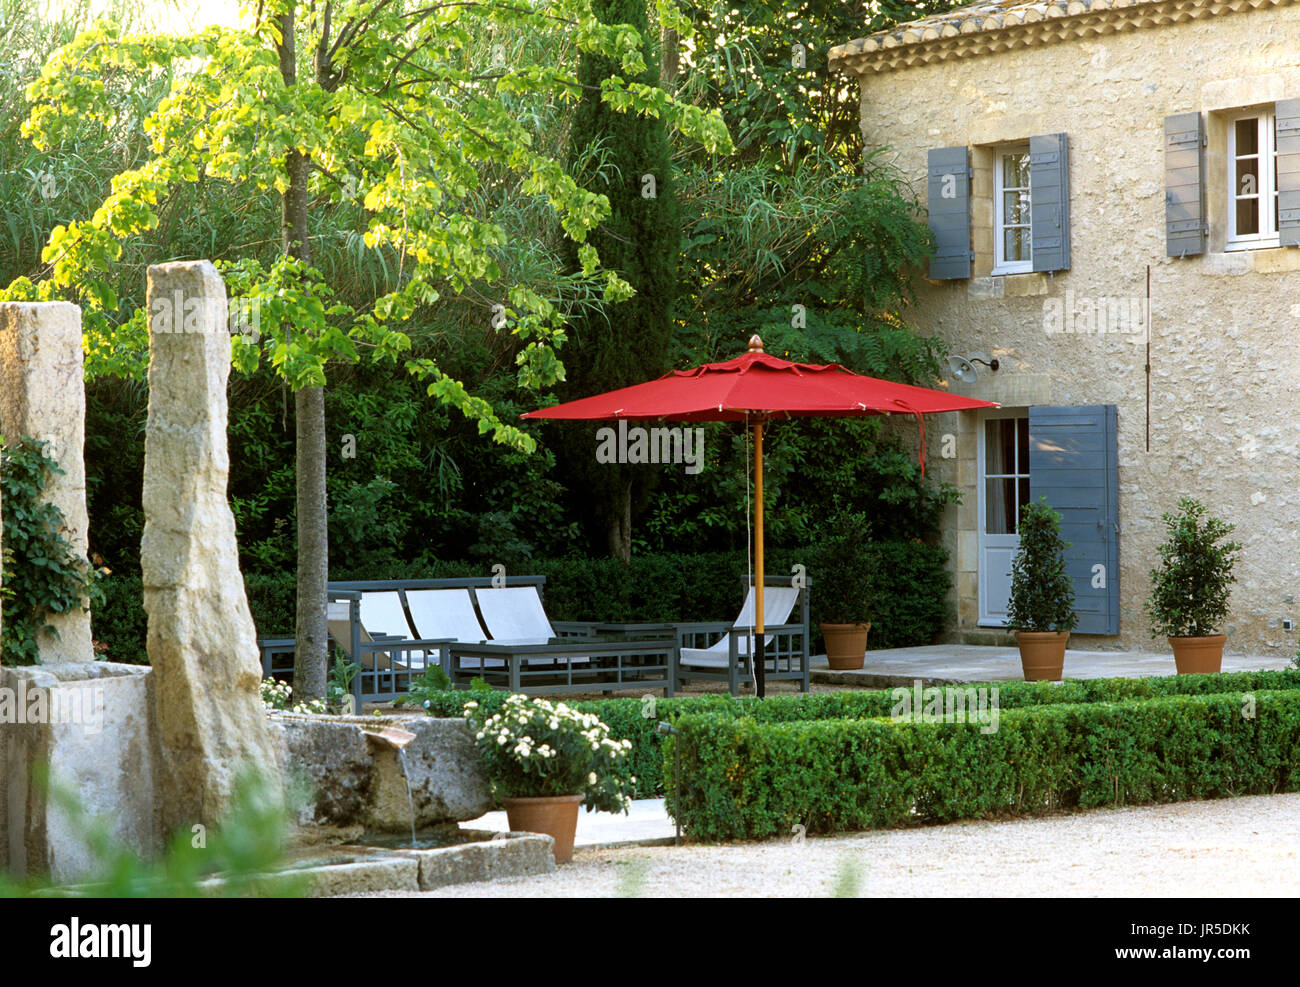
[{"xmin": 523, "ymin": 336, "xmax": 999, "ymax": 695}]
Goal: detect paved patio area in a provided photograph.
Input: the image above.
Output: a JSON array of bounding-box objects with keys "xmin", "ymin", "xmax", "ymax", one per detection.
[
  {"xmin": 811, "ymin": 644, "xmax": 1295, "ymax": 687},
  {"xmin": 466, "ymin": 797, "xmax": 676, "ymax": 848}
]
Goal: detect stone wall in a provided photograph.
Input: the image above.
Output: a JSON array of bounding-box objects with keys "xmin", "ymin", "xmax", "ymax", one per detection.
[{"xmin": 843, "ymin": 6, "xmax": 1300, "ymax": 652}]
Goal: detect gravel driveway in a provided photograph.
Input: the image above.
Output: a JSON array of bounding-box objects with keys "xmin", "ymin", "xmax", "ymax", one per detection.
[{"xmin": 343, "ymin": 793, "xmax": 1300, "ymax": 897}]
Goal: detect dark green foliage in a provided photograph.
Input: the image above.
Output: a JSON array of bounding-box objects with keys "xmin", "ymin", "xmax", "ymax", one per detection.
[
  {"xmin": 554, "ymin": 0, "xmax": 679, "ymax": 558},
  {"xmin": 90, "ymin": 571, "xmax": 148, "ymax": 664},
  {"xmin": 637, "ymin": 418, "xmax": 959, "ymax": 555},
  {"xmin": 1, "ymin": 438, "xmax": 104, "ymax": 665},
  {"xmin": 1145, "ymin": 497, "xmax": 1241, "ymax": 638},
  {"xmin": 676, "ymin": 0, "xmax": 966, "ymax": 169},
  {"xmin": 1006, "ymin": 498, "xmax": 1078, "ymax": 633},
  {"xmin": 665, "ymin": 688, "xmax": 1300, "ymax": 840},
  {"xmin": 806, "ymin": 512, "xmax": 875, "ymax": 624},
  {"xmin": 410, "ymin": 670, "xmax": 1300, "ymax": 800}
]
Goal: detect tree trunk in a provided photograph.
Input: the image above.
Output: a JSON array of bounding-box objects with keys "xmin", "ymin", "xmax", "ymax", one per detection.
[
  {"xmin": 607, "ymin": 477, "xmax": 632, "ymax": 563},
  {"xmin": 660, "ymin": 27, "xmax": 678, "ymax": 91},
  {"xmin": 278, "ymin": 9, "xmax": 330, "ymax": 700},
  {"xmin": 294, "ymin": 386, "xmax": 328, "ymax": 699}
]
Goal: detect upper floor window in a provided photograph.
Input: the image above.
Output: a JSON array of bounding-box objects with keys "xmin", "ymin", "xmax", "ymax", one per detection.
[
  {"xmin": 994, "ymin": 146, "xmax": 1032, "ymax": 274},
  {"xmin": 1227, "ymin": 110, "xmax": 1279, "ymax": 249}
]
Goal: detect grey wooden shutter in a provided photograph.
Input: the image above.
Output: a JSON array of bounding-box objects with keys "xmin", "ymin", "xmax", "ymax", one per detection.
[
  {"xmin": 1164, "ymin": 112, "xmax": 1206, "ymax": 256},
  {"xmin": 927, "ymin": 146, "xmax": 971, "ymax": 279},
  {"xmin": 1028, "ymin": 405, "xmax": 1119, "ymax": 636},
  {"xmin": 1277, "ymin": 99, "xmax": 1300, "ymax": 247},
  {"xmin": 1030, "ymin": 133, "xmax": 1070, "ymax": 272}
]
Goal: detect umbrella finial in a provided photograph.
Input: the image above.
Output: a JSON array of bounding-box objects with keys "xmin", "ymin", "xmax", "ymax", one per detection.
[{"xmin": 748, "ymin": 335, "xmax": 764, "ymax": 353}]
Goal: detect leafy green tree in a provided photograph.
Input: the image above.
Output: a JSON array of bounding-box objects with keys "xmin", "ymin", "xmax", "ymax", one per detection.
[
  {"xmin": 676, "ymin": 0, "xmax": 965, "ymax": 169},
  {"xmin": 8, "ymin": 0, "xmax": 728, "ymax": 697},
  {"xmin": 558, "ymin": 0, "xmax": 679, "ymax": 560}
]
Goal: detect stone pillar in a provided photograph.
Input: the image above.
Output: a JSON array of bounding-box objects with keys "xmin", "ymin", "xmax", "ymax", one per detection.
[
  {"xmin": 0, "ymin": 302, "xmax": 94, "ymax": 663},
  {"xmin": 140, "ymin": 261, "xmax": 281, "ymax": 832}
]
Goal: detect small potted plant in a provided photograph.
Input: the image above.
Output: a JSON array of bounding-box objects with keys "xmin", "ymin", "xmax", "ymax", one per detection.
[
  {"xmin": 1006, "ymin": 498, "xmax": 1078, "ymax": 681},
  {"xmin": 463, "ymin": 694, "xmax": 635, "ymax": 864},
  {"xmin": 810, "ymin": 512, "xmax": 875, "ymax": 670},
  {"xmin": 1145, "ymin": 497, "xmax": 1241, "ymax": 674}
]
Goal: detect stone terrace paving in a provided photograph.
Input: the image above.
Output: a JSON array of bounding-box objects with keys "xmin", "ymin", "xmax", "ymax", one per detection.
[{"xmin": 811, "ymin": 644, "xmax": 1294, "ymax": 687}]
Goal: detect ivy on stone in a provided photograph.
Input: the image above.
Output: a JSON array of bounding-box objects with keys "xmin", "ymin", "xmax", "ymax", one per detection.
[{"xmin": 0, "ymin": 437, "xmax": 104, "ymax": 665}]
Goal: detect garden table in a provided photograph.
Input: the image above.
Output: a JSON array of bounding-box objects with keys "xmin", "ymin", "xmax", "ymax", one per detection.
[{"xmin": 448, "ymin": 635, "xmax": 676, "ymax": 696}]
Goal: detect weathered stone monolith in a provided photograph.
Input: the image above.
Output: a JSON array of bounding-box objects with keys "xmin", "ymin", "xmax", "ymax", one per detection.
[
  {"xmin": 0, "ymin": 301, "xmax": 94, "ymax": 663},
  {"xmin": 140, "ymin": 261, "xmax": 281, "ymax": 831}
]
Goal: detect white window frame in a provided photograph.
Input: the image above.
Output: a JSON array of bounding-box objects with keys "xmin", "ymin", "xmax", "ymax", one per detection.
[
  {"xmin": 1226, "ymin": 109, "xmax": 1279, "ymax": 251},
  {"xmin": 976, "ymin": 410, "xmax": 1031, "ymax": 627},
  {"xmin": 993, "ymin": 145, "xmax": 1033, "ymax": 275}
]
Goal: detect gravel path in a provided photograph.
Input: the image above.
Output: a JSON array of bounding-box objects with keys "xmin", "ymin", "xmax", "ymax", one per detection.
[{"xmin": 343, "ymin": 793, "xmax": 1300, "ymax": 897}]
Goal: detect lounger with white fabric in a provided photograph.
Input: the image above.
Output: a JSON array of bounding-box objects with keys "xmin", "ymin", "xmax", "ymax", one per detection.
[
  {"xmin": 471, "ymin": 585, "xmax": 594, "ymax": 670},
  {"xmin": 405, "ymin": 587, "xmax": 494, "ymax": 669},
  {"xmin": 672, "ymin": 576, "xmax": 810, "ymax": 695},
  {"xmin": 326, "ymin": 590, "xmax": 455, "ymax": 696}
]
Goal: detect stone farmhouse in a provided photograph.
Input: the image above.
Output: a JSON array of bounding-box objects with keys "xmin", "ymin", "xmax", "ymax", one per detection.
[{"xmin": 830, "ymin": 0, "xmax": 1300, "ymax": 654}]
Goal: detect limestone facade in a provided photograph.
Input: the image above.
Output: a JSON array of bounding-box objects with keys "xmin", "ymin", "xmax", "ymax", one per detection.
[{"xmin": 833, "ymin": 0, "xmax": 1300, "ymax": 653}]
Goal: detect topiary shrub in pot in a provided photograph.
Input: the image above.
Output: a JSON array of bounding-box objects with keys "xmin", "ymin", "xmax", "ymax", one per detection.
[
  {"xmin": 1006, "ymin": 499, "xmax": 1078, "ymax": 681},
  {"xmin": 810, "ymin": 512, "xmax": 876, "ymax": 670},
  {"xmin": 1145, "ymin": 497, "xmax": 1241, "ymax": 674}
]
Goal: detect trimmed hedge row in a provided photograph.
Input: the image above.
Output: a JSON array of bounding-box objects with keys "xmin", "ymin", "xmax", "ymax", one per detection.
[
  {"xmin": 417, "ymin": 670, "xmax": 1300, "ymax": 798},
  {"xmin": 665, "ymin": 690, "xmax": 1300, "ymax": 841},
  {"xmin": 90, "ymin": 541, "xmax": 953, "ymax": 664}
]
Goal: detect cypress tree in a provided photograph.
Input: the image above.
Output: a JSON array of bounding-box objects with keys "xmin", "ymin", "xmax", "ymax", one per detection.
[{"xmin": 557, "ymin": 0, "xmax": 678, "ymax": 561}]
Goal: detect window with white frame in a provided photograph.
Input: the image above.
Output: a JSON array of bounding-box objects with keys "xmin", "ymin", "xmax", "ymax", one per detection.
[
  {"xmin": 1227, "ymin": 110, "xmax": 1279, "ymax": 249},
  {"xmin": 994, "ymin": 146, "xmax": 1032, "ymax": 273}
]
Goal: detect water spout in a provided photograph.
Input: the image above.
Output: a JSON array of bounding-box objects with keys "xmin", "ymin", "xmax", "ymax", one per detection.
[
  {"xmin": 397, "ymin": 748, "xmax": 416, "ymax": 848},
  {"xmin": 364, "ymin": 726, "xmax": 417, "ymax": 750},
  {"xmin": 363, "ymin": 727, "xmax": 419, "ymax": 848}
]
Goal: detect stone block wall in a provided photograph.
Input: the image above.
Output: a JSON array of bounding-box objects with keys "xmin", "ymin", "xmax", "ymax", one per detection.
[{"xmin": 843, "ymin": 5, "xmax": 1300, "ymax": 653}]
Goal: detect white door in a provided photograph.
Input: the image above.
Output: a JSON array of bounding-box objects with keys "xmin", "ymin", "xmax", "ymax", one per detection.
[{"xmin": 978, "ymin": 412, "xmax": 1030, "ymax": 626}]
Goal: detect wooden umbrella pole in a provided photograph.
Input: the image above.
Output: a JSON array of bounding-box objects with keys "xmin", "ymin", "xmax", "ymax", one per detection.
[{"xmin": 754, "ymin": 416, "xmax": 766, "ymax": 698}]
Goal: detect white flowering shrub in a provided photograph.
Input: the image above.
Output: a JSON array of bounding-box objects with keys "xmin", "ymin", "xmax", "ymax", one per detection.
[
  {"xmin": 464, "ymin": 694, "xmax": 637, "ymax": 814},
  {"xmin": 260, "ymin": 677, "xmax": 329, "ymax": 716}
]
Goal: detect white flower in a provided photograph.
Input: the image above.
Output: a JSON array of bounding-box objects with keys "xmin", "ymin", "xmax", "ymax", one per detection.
[
  {"xmin": 497, "ymin": 735, "xmax": 507, "ymax": 745},
  {"xmin": 587, "ymin": 772, "xmax": 598, "ymax": 785}
]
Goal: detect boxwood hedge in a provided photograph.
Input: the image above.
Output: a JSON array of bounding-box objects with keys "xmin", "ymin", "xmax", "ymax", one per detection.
[
  {"xmin": 664, "ymin": 690, "xmax": 1300, "ymax": 841},
  {"xmin": 416, "ymin": 670, "xmax": 1300, "ymax": 798}
]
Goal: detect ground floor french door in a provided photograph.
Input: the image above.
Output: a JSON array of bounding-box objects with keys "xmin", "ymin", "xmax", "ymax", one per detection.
[{"xmin": 977, "ymin": 410, "xmax": 1029, "ymax": 626}]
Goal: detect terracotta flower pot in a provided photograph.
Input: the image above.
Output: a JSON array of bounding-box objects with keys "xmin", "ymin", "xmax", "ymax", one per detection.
[
  {"xmin": 821, "ymin": 622, "xmax": 870, "ymax": 670},
  {"xmin": 1168, "ymin": 635, "xmax": 1226, "ymax": 675},
  {"xmin": 501, "ymin": 793, "xmax": 584, "ymax": 864},
  {"xmin": 1014, "ymin": 630, "xmax": 1068, "ymax": 681}
]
